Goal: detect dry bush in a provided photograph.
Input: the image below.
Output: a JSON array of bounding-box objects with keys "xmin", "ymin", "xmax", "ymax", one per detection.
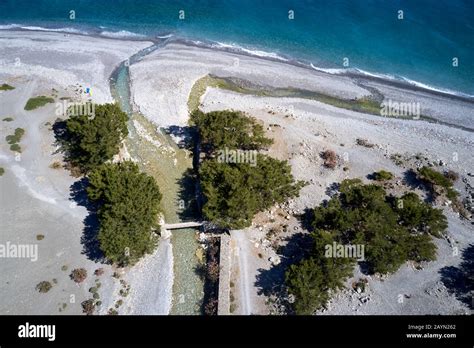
[
  {"xmin": 49, "ymin": 161, "xmax": 62, "ymax": 169},
  {"xmin": 356, "ymin": 138, "xmax": 375, "ymax": 148},
  {"xmin": 321, "ymin": 150, "xmax": 337, "ymax": 169},
  {"xmin": 70, "ymin": 268, "xmax": 87, "ymax": 283},
  {"xmin": 81, "ymin": 299, "xmax": 95, "ymax": 315},
  {"xmin": 204, "ymin": 298, "xmax": 218, "ymax": 316},
  {"xmin": 207, "ymin": 259, "xmax": 220, "ymax": 283}
]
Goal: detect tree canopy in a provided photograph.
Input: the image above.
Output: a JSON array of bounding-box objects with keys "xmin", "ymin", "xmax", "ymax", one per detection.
[
  {"xmin": 191, "ymin": 109, "xmax": 273, "ymax": 153},
  {"xmin": 200, "ymin": 155, "xmax": 303, "ymax": 229},
  {"xmin": 87, "ymin": 161, "xmax": 162, "ymax": 265},
  {"xmin": 286, "ymin": 178, "xmax": 448, "ymax": 314},
  {"xmin": 64, "ymin": 103, "xmax": 128, "ymax": 172},
  {"xmin": 193, "ymin": 109, "xmax": 302, "ymax": 229},
  {"xmin": 286, "ymin": 230, "xmax": 355, "ymax": 314}
]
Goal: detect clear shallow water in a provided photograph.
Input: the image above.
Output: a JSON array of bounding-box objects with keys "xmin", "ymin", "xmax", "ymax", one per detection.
[{"xmin": 1, "ymin": 0, "xmax": 473, "ymax": 96}]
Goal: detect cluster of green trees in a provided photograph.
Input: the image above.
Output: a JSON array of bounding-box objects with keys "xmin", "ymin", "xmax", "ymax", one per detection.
[
  {"xmin": 191, "ymin": 110, "xmax": 273, "ymax": 153},
  {"xmin": 63, "ymin": 103, "xmax": 128, "ymax": 172},
  {"xmin": 192, "ymin": 110, "xmax": 302, "ymax": 229},
  {"xmin": 200, "ymin": 155, "xmax": 302, "ymax": 228},
  {"xmin": 286, "ymin": 230, "xmax": 355, "ymax": 314},
  {"xmin": 88, "ymin": 162, "xmax": 162, "ymax": 265},
  {"xmin": 286, "ymin": 178, "xmax": 448, "ymax": 314},
  {"xmin": 59, "ymin": 103, "xmax": 161, "ymax": 265}
]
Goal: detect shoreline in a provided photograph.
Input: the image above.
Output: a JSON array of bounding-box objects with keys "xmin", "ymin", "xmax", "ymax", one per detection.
[
  {"xmin": 128, "ymin": 40, "xmax": 474, "ymax": 130},
  {"xmin": 1, "ymin": 29, "xmax": 472, "ymax": 315},
  {"xmin": 2, "ymin": 26, "xmax": 473, "ymax": 101}
]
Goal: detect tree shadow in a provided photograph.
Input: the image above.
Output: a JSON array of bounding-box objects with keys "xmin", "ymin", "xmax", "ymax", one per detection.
[
  {"xmin": 439, "ymin": 244, "xmax": 474, "ymax": 310},
  {"xmin": 403, "ymin": 169, "xmax": 435, "ymax": 202},
  {"xmin": 254, "ymin": 231, "xmax": 313, "ymax": 314},
  {"xmin": 297, "ymin": 208, "xmax": 316, "ymax": 233},
  {"xmin": 69, "ymin": 178, "xmax": 106, "ymax": 263},
  {"xmin": 366, "ymin": 172, "xmax": 376, "ymax": 180},
  {"xmin": 52, "ymin": 117, "xmax": 84, "ymax": 177},
  {"xmin": 176, "ymin": 168, "xmax": 201, "ymax": 221},
  {"xmin": 52, "ymin": 118, "xmax": 70, "ymax": 156},
  {"xmin": 325, "ymin": 182, "xmax": 340, "ymax": 197},
  {"xmin": 194, "ymin": 237, "xmax": 220, "ymax": 315},
  {"xmin": 163, "ymin": 125, "xmax": 196, "ymax": 152}
]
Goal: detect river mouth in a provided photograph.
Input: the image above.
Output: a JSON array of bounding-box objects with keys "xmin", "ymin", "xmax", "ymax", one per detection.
[{"xmin": 110, "ymin": 44, "xmax": 205, "ymax": 315}]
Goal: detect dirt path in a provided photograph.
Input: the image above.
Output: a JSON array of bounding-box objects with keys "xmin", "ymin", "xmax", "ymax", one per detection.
[{"xmin": 231, "ymin": 231, "xmax": 253, "ymax": 314}]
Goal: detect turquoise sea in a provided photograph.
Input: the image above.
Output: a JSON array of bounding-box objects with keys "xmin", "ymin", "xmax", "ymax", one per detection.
[{"xmin": 0, "ymin": 0, "xmax": 473, "ymax": 96}]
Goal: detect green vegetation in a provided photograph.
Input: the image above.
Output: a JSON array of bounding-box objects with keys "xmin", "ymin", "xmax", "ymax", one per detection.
[
  {"xmin": 0, "ymin": 167, "xmax": 4, "ymax": 176},
  {"xmin": 36, "ymin": 234, "xmax": 45, "ymax": 241},
  {"xmin": 62, "ymin": 103, "xmax": 128, "ymax": 172},
  {"xmin": 5, "ymin": 128, "xmax": 25, "ymax": 153},
  {"xmin": 200, "ymin": 156, "xmax": 302, "ymax": 229},
  {"xmin": 6, "ymin": 128, "xmax": 25, "ymax": 144},
  {"xmin": 193, "ymin": 110, "xmax": 302, "ymax": 229},
  {"xmin": 188, "ymin": 75, "xmax": 384, "ymax": 116},
  {"xmin": 395, "ymin": 192, "xmax": 447, "ymax": 238},
  {"xmin": 373, "ymin": 170, "xmax": 393, "ymax": 181},
  {"xmin": 286, "ymin": 230, "xmax": 355, "ymax": 314},
  {"xmin": 190, "ymin": 109, "xmax": 273, "ymax": 152},
  {"xmin": 9, "ymin": 144, "xmax": 21, "ymax": 152},
  {"xmin": 187, "ymin": 75, "xmax": 232, "ymax": 113},
  {"xmin": 35, "ymin": 281, "xmax": 52, "ymax": 293},
  {"xmin": 418, "ymin": 166, "xmax": 458, "ymax": 200},
  {"xmin": 286, "ymin": 178, "xmax": 447, "ymax": 314},
  {"xmin": 87, "ymin": 162, "xmax": 162, "ymax": 265},
  {"xmin": 24, "ymin": 96, "xmax": 54, "ymax": 110},
  {"xmin": 0, "ymin": 83, "xmax": 15, "ymax": 91},
  {"xmin": 2, "ymin": 117, "xmax": 13, "ymax": 122},
  {"xmin": 390, "ymin": 153, "xmax": 404, "ymax": 166}
]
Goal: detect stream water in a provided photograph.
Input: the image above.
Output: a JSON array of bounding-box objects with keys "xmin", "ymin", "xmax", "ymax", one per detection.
[{"xmin": 110, "ymin": 42, "xmax": 204, "ymax": 315}]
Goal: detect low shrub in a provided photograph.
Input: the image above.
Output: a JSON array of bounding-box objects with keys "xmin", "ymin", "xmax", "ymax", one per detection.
[
  {"xmin": 24, "ymin": 96, "xmax": 55, "ymax": 111},
  {"xmin": 0, "ymin": 83, "xmax": 15, "ymax": 91},
  {"xmin": 356, "ymin": 138, "xmax": 374, "ymax": 148},
  {"xmin": 373, "ymin": 170, "xmax": 393, "ymax": 181},
  {"xmin": 49, "ymin": 161, "xmax": 62, "ymax": 169},
  {"xmin": 9, "ymin": 144, "xmax": 21, "ymax": 152},
  {"xmin": 36, "ymin": 281, "xmax": 52, "ymax": 293}
]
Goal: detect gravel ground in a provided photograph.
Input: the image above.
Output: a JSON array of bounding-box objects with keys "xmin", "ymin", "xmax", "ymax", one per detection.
[{"xmin": 0, "ymin": 31, "xmax": 155, "ymax": 315}]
